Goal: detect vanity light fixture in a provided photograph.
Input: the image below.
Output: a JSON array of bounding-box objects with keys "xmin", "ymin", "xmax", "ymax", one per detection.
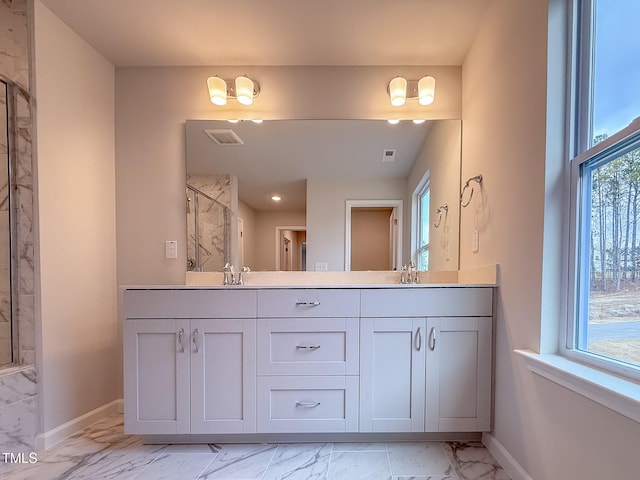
[
  {"xmin": 412, "ymin": 119, "xmax": 426, "ymax": 124},
  {"xmin": 207, "ymin": 75, "xmax": 261, "ymax": 106},
  {"xmin": 271, "ymin": 195, "xmax": 282, "ymax": 202},
  {"xmin": 387, "ymin": 119, "xmax": 401, "ymax": 125},
  {"xmin": 387, "ymin": 75, "xmax": 436, "ymax": 107}
]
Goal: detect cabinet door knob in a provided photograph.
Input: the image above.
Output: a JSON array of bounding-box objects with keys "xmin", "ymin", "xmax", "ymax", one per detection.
[
  {"xmin": 295, "ymin": 301, "xmax": 321, "ymax": 306},
  {"xmin": 428, "ymin": 327, "xmax": 436, "ymax": 351},
  {"xmin": 177, "ymin": 328, "xmax": 185, "ymax": 353},
  {"xmin": 296, "ymin": 401, "xmax": 321, "ymax": 408},
  {"xmin": 192, "ymin": 329, "xmax": 199, "ymax": 353},
  {"xmin": 415, "ymin": 327, "xmax": 422, "ymax": 351},
  {"xmin": 296, "ymin": 344, "xmax": 321, "ymax": 350}
]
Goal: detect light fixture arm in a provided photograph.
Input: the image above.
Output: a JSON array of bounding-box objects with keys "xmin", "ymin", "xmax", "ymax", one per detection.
[
  {"xmin": 386, "ymin": 79, "xmax": 420, "ymax": 100},
  {"xmin": 219, "ymin": 77, "xmax": 261, "ymax": 100}
]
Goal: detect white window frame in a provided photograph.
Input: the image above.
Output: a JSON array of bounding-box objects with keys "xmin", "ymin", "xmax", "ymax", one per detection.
[
  {"xmin": 564, "ymin": 0, "xmax": 640, "ymax": 381},
  {"xmin": 412, "ymin": 173, "xmax": 430, "ymax": 270}
]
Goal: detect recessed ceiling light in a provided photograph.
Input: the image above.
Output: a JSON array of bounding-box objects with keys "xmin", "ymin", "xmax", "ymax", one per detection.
[{"xmin": 271, "ymin": 195, "xmax": 282, "ymax": 201}]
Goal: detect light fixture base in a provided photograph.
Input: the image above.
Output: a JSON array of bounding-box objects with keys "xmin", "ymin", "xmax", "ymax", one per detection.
[{"xmin": 222, "ymin": 78, "xmax": 261, "ymax": 101}]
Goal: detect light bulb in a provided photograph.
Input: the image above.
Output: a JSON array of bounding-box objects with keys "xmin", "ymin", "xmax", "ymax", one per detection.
[
  {"xmin": 235, "ymin": 76, "xmax": 254, "ymax": 105},
  {"xmin": 418, "ymin": 76, "xmax": 436, "ymax": 106},
  {"xmin": 207, "ymin": 76, "xmax": 227, "ymax": 106},
  {"xmin": 388, "ymin": 119, "xmax": 400, "ymax": 125},
  {"xmin": 389, "ymin": 77, "xmax": 407, "ymax": 107}
]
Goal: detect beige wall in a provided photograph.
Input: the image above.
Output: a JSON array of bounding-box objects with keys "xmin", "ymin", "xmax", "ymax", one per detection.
[
  {"xmin": 35, "ymin": 2, "xmax": 119, "ymax": 432},
  {"xmin": 237, "ymin": 200, "xmax": 256, "ymax": 267},
  {"xmin": 461, "ymin": 1, "xmax": 640, "ymax": 478},
  {"xmin": 350, "ymin": 209, "xmax": 392, "ymax": 271},
  {"xmin": 307, "ymin": 177, "xmax": 406, "ymax": 271},
  {"xmin": 115, "ymin": 66, "xmax": 461, "ymax": 284}
]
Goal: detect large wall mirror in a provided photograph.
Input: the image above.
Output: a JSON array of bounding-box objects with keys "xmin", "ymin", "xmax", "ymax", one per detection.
[{"xmin": 186, "ymin": 119, "xmax": 461, "ymax": 272}]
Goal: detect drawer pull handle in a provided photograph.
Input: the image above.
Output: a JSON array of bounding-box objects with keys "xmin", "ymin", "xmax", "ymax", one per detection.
[
  {"xmin": 296, "ymin": 401, "xmax": 321, "ymax": 408},
  {"xmin": 295, "ymin": 301, "xmax": 321, "ymax": 306},
  {"xmin": 177, "ymin": 328, "xmax": 185, "ymax": 353},
  {"xmin": 428, "ymin": 327, "xmax": 436, "ymax": 351},
  {"xmin": 296, "ymin": 344, "xmax": 321, "ymax": 350},
  {"xmin": 192, "ymin": 329, "xmax": 200, "ymax": 353},
  {"xmin": 415, "ymin": 327, "xmax": 422, "ymax": 351}
]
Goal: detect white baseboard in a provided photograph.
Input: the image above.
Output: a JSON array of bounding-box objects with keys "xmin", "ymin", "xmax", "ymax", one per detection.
[
  {"xmin": 482, "ymin": 432, "xmax": 533, "ymax": 480},
  {"xmin": 36, "ymin": 399, "xmax": 124, "ymax": 451}
]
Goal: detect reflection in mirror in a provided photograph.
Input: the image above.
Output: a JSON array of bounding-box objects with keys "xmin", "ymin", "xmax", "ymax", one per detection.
[{"xmin": 186, "ymin": 119, "xmax": 461, "ymax": 272}]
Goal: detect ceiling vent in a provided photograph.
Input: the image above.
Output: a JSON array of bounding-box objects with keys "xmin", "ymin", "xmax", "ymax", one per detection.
[
  {"xmin": 204, "ymin": 129, "xmax": 244, "ymax": 146},
  {"xmin": 382, "ymin": 149, "xmax": 396, "ymax": 163}
]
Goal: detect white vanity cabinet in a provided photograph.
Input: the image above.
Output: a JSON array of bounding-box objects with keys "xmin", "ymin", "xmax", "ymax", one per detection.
[
  {"xmin": 360, "ymin": 287, "xmax": 493, "ymax": 433},
  {"xmin": 255, "ymin": 289, "xmax": 360, "ymax": 433},
  {"xmin": 123, "ymin": 289, "xmax": 257, "ymax": 435},
  {"xmin": 122, "ymin": 285, "xmax": 494, "ymax": 438}
]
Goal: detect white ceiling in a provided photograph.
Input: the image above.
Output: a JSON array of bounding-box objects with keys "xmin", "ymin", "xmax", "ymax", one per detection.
[
  {"xmin": 186, "ymin": 120, "xmax": 440, "ymax": 212},
  {"xmin": 40, "ymin": 0, "xmax": 492, "ymax": 67}
]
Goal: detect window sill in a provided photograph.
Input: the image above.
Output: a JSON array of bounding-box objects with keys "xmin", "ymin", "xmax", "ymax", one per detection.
[{"xmin": 514, "ymin": 349, "xmax": 640, "ymax": 424}]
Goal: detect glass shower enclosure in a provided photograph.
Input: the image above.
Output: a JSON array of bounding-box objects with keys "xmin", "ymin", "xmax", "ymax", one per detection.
[{"xmin": 186, "ymin": 184, "xmax": 232, "ymax": 272}]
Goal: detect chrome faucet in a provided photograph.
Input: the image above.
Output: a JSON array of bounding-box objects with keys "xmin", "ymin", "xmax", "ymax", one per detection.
[
  {"xmin": 399, "ymin": 262, "xmax": 419, "ymax": 284},
  {"xmin": 223, "ymin": 263, "xmax": 233, "ymax": 285},
  {"xmin": 223, "ymin": 263, "xmax": 250, "ymax": 286},
  {"xmin": 237, "ymin": 266, "xmax": 250, "ymax": 286}
]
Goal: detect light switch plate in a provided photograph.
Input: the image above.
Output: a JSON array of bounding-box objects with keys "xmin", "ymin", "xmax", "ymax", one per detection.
[
  {"xmin": 165, "ymin": 240, "xmax": 178, "ymax": 259},
  {"xmin": 315, "ymin": 262, "xmax": 328, "ymax": 271}
]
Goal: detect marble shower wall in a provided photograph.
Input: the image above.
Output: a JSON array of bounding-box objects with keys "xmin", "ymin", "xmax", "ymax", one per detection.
[{"xmin": 0, "ymin": 0, "xmax": 38, "ymax": 453}]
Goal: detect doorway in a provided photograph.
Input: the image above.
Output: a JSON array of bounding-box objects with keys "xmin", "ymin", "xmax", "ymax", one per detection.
[
  {"xmin": 275, "ymin": 226, "xmax": 307, "ymax": 271},
  {"xmin": 345, "ymin": 200, "xmax": 402, "ymax": 271}
]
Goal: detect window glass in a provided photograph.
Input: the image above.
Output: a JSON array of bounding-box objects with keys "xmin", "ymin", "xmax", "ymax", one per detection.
[
  {"xmin": 578, "ymin": 140, "xmax": 640, "ymax": 368},
  {"xmin": 416, "ymin": 186, "xmax": 430, "ymax": 270},
  {"xmin": 591, "ymin": 0, "xmax": 640, "ymax": 144}
]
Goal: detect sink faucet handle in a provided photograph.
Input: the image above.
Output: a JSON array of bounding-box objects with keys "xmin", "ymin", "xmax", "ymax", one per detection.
[{"xmin": 237, "ymin": 266, "xmax": 250, "ymax": 286}]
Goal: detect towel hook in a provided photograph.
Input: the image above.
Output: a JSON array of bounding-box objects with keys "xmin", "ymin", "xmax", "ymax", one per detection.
[{"xmin": 460, "ymin": 174, "xmax": 483, "ymax": 208}]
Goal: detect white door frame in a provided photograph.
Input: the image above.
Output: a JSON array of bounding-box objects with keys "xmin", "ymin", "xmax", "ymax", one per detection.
[
  {"xmin": 345, "ymin": 200, "xmax": 403, "ymax": 271},
  {"xmin": 274, "ymin": 225, "xmax": 307, "ymax": 271}
]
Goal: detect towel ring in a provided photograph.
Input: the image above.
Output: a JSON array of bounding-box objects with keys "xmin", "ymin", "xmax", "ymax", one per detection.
[
  {"xmin": 433, "ymin": 204, "xmax": 448, "ymax": 228},
  {"xmin": 460, "ymin": 174, "xmax": 483, "ymax": 207}
]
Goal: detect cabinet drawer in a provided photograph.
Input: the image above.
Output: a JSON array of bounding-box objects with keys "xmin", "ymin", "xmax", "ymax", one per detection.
[
  {"xmin": 123, "ymin": 289, "xmax": 257, "ymax": 318},
  {"xmin": 360, "ymin": 287, "xmax": 493, "ymax": 317},
  {"xmin": 257, "ymin": 318, "xmax": 359, "ymax": 375},
  {"xmin": 257, "ymin": 376, "xmax": 358, "ymax": 432},
  {"xmin": 257, "ymin": 289, "xmax": 359, "ymax": 318}
]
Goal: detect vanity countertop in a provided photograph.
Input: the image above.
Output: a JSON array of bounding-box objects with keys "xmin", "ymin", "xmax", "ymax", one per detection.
[{"xmin": 121, "ymin": 264, "xmax": 498, "ymax": 290}]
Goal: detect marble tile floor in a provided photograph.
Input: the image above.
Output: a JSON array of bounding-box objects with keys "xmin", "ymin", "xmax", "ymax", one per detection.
[{"xmin": 2, "ymin": 414, "xmax": 510, "ymax": 480}]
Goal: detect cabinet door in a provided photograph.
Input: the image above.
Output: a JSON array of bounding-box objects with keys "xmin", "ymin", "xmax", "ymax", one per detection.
[
  {"xmin": 190, "ymin": 318, "xmax": 256, "ymax": 433},
  {"xmin": 360, "ymin": 317, "xmax": 426, "ymax": 432},
  {"xmin": 425, "ymin": 317, "xmax": 492, "ymax": 432},
  {"xmin": 123, "ymin": 319, "xmax": 190, "ymax": 434}
]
